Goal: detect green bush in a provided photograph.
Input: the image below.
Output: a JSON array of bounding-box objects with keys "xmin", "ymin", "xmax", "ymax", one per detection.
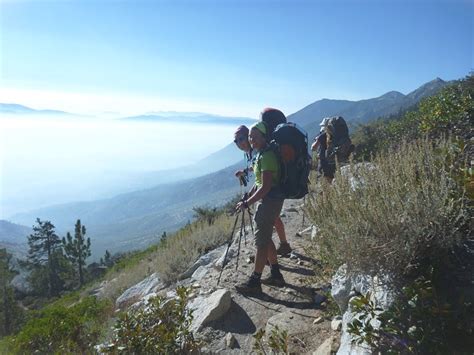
[
  {"xmin": 306, "ymin": 138, "xmax": 469, "ymax": 279},
  {"xmin": 102, "ymin": 286, "xmax": 200, "ymax": 354},
  {"xmin": 6, "ymin": 296, "xmax": 112, "ymax": 354},
  {"xmin": 347, "ymin": 272, "xmax": 473, "ymax": 354},
  {"xmin": 352, "ymin": 74, "xmax": 473, "ymax": 160},
  {"xmin": 253, "ymin": 326, "xmax": 289, "ymax": 355}
]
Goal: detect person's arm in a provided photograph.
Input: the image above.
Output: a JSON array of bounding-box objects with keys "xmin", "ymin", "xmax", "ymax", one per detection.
[{"xmin": 236, "ymin": 171, "xmax": 272, "ymax": 210}]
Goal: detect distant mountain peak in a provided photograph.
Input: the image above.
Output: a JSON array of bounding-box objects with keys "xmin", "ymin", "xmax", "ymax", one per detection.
[{"xmin": 379, "ymin": 91, "xmax": 405, "ymax": 99}]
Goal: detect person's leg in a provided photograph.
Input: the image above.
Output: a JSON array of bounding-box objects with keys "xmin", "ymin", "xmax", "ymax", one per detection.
[
  {"xmin": 275, "ymin": 216, "xmax": 292, "ymax": 256},
  {"xmin": 274, "ymin": 217, "xmax": 287, "ymax": 243},
  {"xmin": 236, "ymin": 198, "xmax": 284, "ymax": 293}
]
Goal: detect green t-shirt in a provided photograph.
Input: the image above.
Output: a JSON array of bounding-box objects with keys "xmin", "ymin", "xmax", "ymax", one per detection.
[{"xmin": 253, "ymin": 149, "xmax": 280, "ymax": 188}]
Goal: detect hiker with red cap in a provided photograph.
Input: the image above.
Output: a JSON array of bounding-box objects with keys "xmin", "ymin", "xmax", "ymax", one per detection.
[
  {"xmin": 234, "ymin": 120, "xmax": 286, "ymax": 294},
  {"xmin": 233, "ymin": 124, "xmax": 292, "ymax": 257}
]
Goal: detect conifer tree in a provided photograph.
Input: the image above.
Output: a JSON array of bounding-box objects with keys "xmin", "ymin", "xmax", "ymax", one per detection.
[
  {"xmin": 27, "ymin": 218, "xmax": 64, "ymax": 297},
  {"xmin": 0, "ymin": 248, "xmax": 22, "ymax": 336},
  {"xmin": 62, "ymin": 219, "xmax": 91, "ymax": 287},
  {"xmin": 104, "ymin": 250, "xmax": 111, "ymax": 267}
]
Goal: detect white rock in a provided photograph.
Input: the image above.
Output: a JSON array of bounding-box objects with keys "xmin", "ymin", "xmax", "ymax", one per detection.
[
  {"xmin": 115, "ymin": 273, "xmax": 165, "ymax": 309},
  {"xmin": 225, "ymin": 332, "xmax": 238, "ymax": 349},
  {"xmin": 213, "ymin": 246, "xmax": 237, "ymax": 270},
  {"xmin": 313, "ymin": 316, "xmax": 324, "ymax": 324},
  {"xmin": 188, "ymin": 289, "xmax": 232, "ymax": 333},
  {"xmin": 337, "ymin": 302, "xmax": 371, "ymax": 355},
  {"xmin": 191, "ymin": 265, "xmax": 209, "ymax": 281},
  {"xmin": 313, "ymin": 337, "xmax": 334, "ymax": 355},
  {"xmin": 311, "ymin": 225, "xmax": 319, "ymax": 241},
  {"xmin": 331, "ymin": 318, "xmax": 342, "ymax": 331},
  {"xmin": 180, "ymin": 245, "xmax": 227, "ymax": 280}
]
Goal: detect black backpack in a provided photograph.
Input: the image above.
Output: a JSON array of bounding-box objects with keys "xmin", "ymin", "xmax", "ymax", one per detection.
[
  {"xmin": 325, "ymin": 116, "xmax": 354, "ymax": 163},
  {"xmin": 269, "ymin": 123, "xmax": 311, "ymax": 199},
  {"xmin": 261, "ymin": 108, "xmax": 287, "ymax": 141}
]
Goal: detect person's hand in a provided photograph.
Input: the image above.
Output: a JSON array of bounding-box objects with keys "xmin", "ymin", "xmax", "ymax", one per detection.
[
  {"xmin": 235, "ymin": 170, "xmax": 245, "ymax": 178},
  {"xmin": 235, "ymin": 200, "xmax": 248, "ymax": 211}
]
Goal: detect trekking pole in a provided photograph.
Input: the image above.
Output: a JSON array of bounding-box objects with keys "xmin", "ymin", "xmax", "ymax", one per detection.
[
  {"xmin": 236, "ymin": 207, "xmax": 245, "ymax": 271},
  {"xmin": 242, "ymin": 204, "xmax": 247, "ymax": 246},
  {"xmin": 217, "ymin": 211, "xmax": 241, "ymax": 286},
  {"xmin": 247, "ymin": 208, "xmax": 255, "ymax": 238},
  {"xmin": 302, "ymin": 195, "xmax": 306, "ymax": 227}
]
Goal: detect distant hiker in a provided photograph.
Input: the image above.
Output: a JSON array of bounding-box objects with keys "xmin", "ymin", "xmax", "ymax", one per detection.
[
  {"xmin": 233, "ymin": 125, "xmax": 292, "ymax": 256},
  {"xmin": 312, "ymin": 116, "xmax": 354, "ymax": 182},
  {"xmin": 235, "ymin": 122, "xmax": 285, "ymax": 294},
  {"xmin": 311, "ymin": 118, "xmax": 335, "ymax": 182}
]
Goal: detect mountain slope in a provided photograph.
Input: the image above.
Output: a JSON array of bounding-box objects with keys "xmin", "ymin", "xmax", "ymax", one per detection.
[
  {"xmin": 288, "ymin": 78, "xmax": 449, "ymax": 138},
  {"xmin": 10, "ymin": 163, "xmax": 249, "ymax": 258},
  {"xmin": 0, "ymin": 103, "xmax": 73, "ymax": 116}
]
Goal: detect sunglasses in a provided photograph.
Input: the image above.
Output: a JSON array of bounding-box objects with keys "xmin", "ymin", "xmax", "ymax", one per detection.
[{"xmin": 234, "ymin": 136, "xmax": 247, "ymax": 144}]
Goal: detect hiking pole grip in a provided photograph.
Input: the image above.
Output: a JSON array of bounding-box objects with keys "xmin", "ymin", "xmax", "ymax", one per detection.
[{"xmin": 217, "ymin": 211, "xmax": 241, "ymax": 286}]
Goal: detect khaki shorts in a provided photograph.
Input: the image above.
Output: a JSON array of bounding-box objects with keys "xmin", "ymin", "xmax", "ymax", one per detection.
[{"xmin": 253, "ymin": 197, "xmax": 284, "ymax": 248}]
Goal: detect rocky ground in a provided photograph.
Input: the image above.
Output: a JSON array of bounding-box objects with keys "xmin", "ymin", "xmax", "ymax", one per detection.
[{"xmin": 150, "ymin": 199, "xmax": 340, "ymax": 354}]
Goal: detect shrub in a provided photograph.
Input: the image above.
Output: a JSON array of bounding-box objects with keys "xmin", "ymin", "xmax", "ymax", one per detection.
[
  {"xmin": 348, "ymin": 272, "xmax": 473, "ymax": 354},
  {"xmin": 7, "ymin": 296, "xmax": 112, "ymax": 354},
  {"xmin": 102, "ymin": 286, "xmax": 200, "ymax": 354},
  {"xmin": 253, "ymin": 326, "xmax": 289, "ymax": 355},
  {"xmin": 306, "ymin": 138, "xmax": 469, "ymax": 279}
]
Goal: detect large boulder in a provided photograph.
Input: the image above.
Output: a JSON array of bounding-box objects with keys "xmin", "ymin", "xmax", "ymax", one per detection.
[
  {"xmin": 331, "ymin": 265, "xmax": 396, "ymax": 355},
  {"xmin": 116, "ymin": 273, "xmax": 166, "ymax": 309},
  {"xmin": 188, "ymin": 288, "xmax": 232, "ymax": 333}
]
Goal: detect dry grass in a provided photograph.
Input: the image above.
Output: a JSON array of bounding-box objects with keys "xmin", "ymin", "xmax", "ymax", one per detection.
[
  {"xmin": 306, "ymin": 138, "xmax": 468, "ymax": 279},
  {"xmin": 155, "ymin": 215, "xmax": 232, "ymax": 282},
  {"xmin": 96, "ymin": 214, "xmax": 232, "ymax": 300}
]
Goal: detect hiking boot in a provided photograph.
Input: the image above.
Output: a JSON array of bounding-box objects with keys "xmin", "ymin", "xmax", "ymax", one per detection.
[
  {"xmin": 277, "ymin": 242, "xmax": 292, "ymax": 256},
  {"xmin": 235, "ymin": 277, "xmax": 262, "ymax": 295},
  {"xmin": 261, "ymin": 272, "xmax": 286, "ymax": 287}
]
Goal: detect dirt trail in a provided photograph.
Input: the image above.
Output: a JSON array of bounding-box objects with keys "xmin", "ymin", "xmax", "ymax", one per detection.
[{"xmin": 181, "ymin": 199, "xmax": 337, "ymax": 354}]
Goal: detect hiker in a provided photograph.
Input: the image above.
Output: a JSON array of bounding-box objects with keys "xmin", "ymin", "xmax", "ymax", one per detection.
[
  {"xmin": 311, "ymin": 117, "xmax": 335, "ymax": 183},
  {"xmin": 233, "ymin": 125, "xmax": 292, "ymax": 256},
  {"xmin": 234, "ymin": 122, "xmax": 285, "ymax": 294}
]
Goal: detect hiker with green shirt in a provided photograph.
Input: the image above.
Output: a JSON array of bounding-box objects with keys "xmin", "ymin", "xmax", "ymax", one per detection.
[
  {"xmin": 235, "ymin": 122, "xmax": 285, "ymax": 294},
  {"xmin": 233, "ymin": 125, "xmax": 292, "ymax": 256}
]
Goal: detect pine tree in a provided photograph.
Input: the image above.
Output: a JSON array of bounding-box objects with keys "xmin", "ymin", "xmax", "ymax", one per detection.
[
  {"xmin": 104, "ymin": 250, "xmax": 112, "ymax": 267},
  {"xmin": 27, "ymin": 218, "xmax": 64, "ymax": 297},
  {"xmin": 62, "ymin": 220, "xmax": 91, "ymax": 287},
  {"xmin": 0, "ymin": 248, "xmax": 22, "ymax": 336}
]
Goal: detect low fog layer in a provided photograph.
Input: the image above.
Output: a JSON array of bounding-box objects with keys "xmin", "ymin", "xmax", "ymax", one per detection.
[{"xmin": 0, "ymin": 115, "xmax": 239, "ymax": 218}]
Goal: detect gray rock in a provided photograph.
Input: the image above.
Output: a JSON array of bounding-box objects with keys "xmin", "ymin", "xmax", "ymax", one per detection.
[
  {"xmin": 189, "ymin": 289, "xmax": 232, "ymax": 333},
  {"xmin": 225, "ymin": 332, "xmax": 238, "ymax": 349},
  {"xmin": 331, "ymin": 265, "xmax": 371, "ymax": 313},
  {"xmin": 192, "ymin": 265, "xmax": 209, "ymax": 281},
  {"xmin": 313, "ymin": 337, "xmax": 335, "ymax": 355},
  {"xmin": 180, "ymin": 245, "xmax": 227, "ymax": 280},
  {"xmin": 331, "ymin": 265, "xmax": 396, "ymax": 355},
  {"xmin": 11, "ymin": 272, "xmax": 32, "ymax": 294},
  {"xmin": 265, "ymin": 311, "xmax": 309, "ymax": 337},
  {"xmin": 116, "ymin": 273, "xmax": 165, "ymax": 309},
  {"xmin": 339, "ymin": 163, "xmax": 376, "ymax": 191},
  {"xmin": 214, "ymin": 246, "xmax": 237, "ymax": 270},
  {"xmin": 285, "ymin": 207, "xmax": 299, "ymax": 213},
  {"xmin": 337, "ymin": 302, "xmax": 371, "ymax": 355}
]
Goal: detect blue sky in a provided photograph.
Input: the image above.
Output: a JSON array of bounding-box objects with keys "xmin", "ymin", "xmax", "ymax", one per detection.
[{"xmin": 1, "ymin": 0, "xmax": 472, "ymax": 117}]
